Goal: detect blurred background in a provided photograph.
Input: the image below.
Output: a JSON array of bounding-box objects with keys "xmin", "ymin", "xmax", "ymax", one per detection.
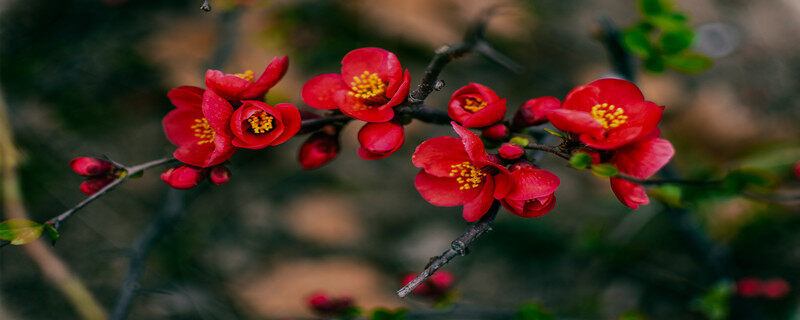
[{"xmin": 1, "ymin": 0, "xmax": 799, "ymax": 319}]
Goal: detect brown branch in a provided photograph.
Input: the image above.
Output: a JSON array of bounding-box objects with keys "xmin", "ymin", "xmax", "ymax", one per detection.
[
  {"xmin": 200, "ymin": 0, "xmax": 211, "ymax": 12},
  {"xmin": 397, "ymin": 201, "xmax": 500, "ymax": 297}
]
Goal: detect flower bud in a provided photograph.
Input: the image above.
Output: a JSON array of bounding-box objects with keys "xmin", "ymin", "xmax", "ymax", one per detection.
[
  {"xmin": 736, "ymin": 278, "xmax": 762, "ymax": 297},
  {"xmin": 209, "ymin": 166, "xmax": 231, "ymax": 185},
  {"xmin": 512, "ymin": 96, "xmax": 560, "ymax": 128},
  {"xmin": 357, "ymin": 121, "xmax": 404, "ymax": 160},
  {"xmin": 70, "ymin": 157, "xmax": 114, "ymax": 176},
  {"xmin": 306, "ymin": 292, "xmax": 355, "ymax": 317},
  {"xmin": 499, "ymin": 143, "xmax": 524, "ymax": 160},
  {"xmin": 762, "ymin": 278, "xmax": 790, "ymax": 299},
  {"xmin": 481, "ymin": 123, "xmax": 509, "ymax": 141},
  {"xmin": 298, "ymin": 131, "xmax": 340, "ymax": 169},
  {"xmin": 161, "ymin": 165, "xmax": 205, "ymax": 189},
  {"xmin": 79, "ymin": 176, "xmax": 115, "ymax": 195}
]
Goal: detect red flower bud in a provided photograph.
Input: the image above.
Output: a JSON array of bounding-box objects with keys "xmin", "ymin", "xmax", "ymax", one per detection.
[
  {"xmin": 448, "ymin": 83, "xmax": 506, "ymax": 128},
  {"xmin": 161, "ymin": 166, "xmax": 205, "ymax": 189},
  {"xmin": 357, "ymin": 121, "xmax": 404, "ymax": 160},
  {"xmin": 736, "ymin": 278, "xmax": 762, "ymax": 297},
  {"xmin": 306, "ymin": 292, "xmax": 355, "ymax": 317},
  {"xmin": 70, "ymin": 157, "xmax": 114, "ymax": 176},
  {"xmin": 79, "ymin": 176, "xmax": 115, "ymax": 195},
  {"xmin": 512, "ymin": 96, "xmax": 560, "ymax": 128},
  {"xmin": 298, "ymin": 131, "xmax": 340, "ymax": 169},
  {"xmin": 499, "ymin": 143, "xmax": 524, "ymax": 160},
  {"xmin": 481, "ymin": 123, "xmax": 509, "ymax": 141},
  {"xmin": 762, "ymin": 278, "xmax": 790, "ymax": 299},
  {"xmin": 209, "ymin": 166, "xmax": 231, "ymax": 185}
]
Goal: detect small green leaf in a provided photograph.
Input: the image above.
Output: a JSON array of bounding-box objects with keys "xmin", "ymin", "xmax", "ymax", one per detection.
[
  {"xmin": 644, "ymin": 55, "xmax": 666, "ymax": 73},
  {"xmin": 515, "ymin": 302, "xmax": 554, "ymax": 320},
  {"xmin": 648, "ymin": 184, "xmax": 683, "ymax": 207},
  {"xmin": 691, "ymin": 280, "xmax": 733, "ymax": 320},
  {"xmin": 371, "ymin": 307, "xmax": 407, "ymax": 320},
  {"xmin": 0, "ymin": 219, "xmax": 44, "ymax": 245},
  {"xmin": 639, "ymin": 0, "xmax": 672, "ymax": 16},
  {"xmin": 542, "ymin": 128, "xmax": 563, "ymax": 138},
  {"xmin": 665, "ymin": 52, "xmax": 712, "ymax": 73},
  {"xmin": 591, "ymin": 164, "xmax": 619, "ymax": 178},
  {"xmin": 509, "ymin": 136, "xmax": 530, "ymax": 147},
  {"xmin": 570, "ymin": 152, "xmax": 592, "ymax": 169},
  {"xmin": 647, "ymin": 13, "xmax": 689, "ymax": 31},
  {"xmin": 622, "ymin": 28, "xmax": 653, "ymax": 58},
  {"xmin": 43, "ymin": 223, "xmax": 60, "ymax": 245},
  {"xmin": 660, "ymin": 28, "xmax": 694, "ymax": 55}
]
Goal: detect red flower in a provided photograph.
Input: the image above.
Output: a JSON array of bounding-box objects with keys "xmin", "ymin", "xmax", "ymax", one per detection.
[
  {"xmin": 413, "ymin": 122, "xmax": 511, "ymax": 222},
  {"xmin": 498, "ymin": 143, "xmax": 524, "ymax": 160},
  {"xmin": 204, "ymin": 56, "xmax": 288, "ymax": 101},
  {"xmin": 224, "ymin": 99, "xmax": 301, "ymax": 149},
  {"xmin": 481, "ymin": 123, "xmax": 509, "ymax": 141},
  {"xmin": 298, "ymin": 131, "xmax": 340, "ymax": 169},
  {"xmin": 70, "ymin": 157, "xmax": 115, "ymax": 176},
  {"xmin": 161, "ymin": 165, "xmax": 205, "ymax": 189},
  {"xmin": 736, "ymin": 278, "xmax": 762, "ymax": 298},
  {"xmin": 512, "ymin": 96, "xmax": 560, "ymax": 128},
  {"xmin": 609, "ymin": 134, "xmax": 675, "ymax": 209},
  {"xmin": 163, "ymin": 86, "xmax": 237, "ymax": 167},
  {"xmin": 302, "ymin": 47, "xmax": 411, "ymax": 122},
  {"xmin": 447, "ymin": 83, "xmax": 506, "ymax": 128},
  {"xmin": 79, "ymin": 176, "xmax": 115, "ymax": 195},
  {"xmin": 357, "ymin": 121, "xmax": 404, "ymax": 160},
  {"xmin": 762, "ymin": 279, "xmax": 790, "ymax": 299},
  {"xmin": 548, "ymin": 79, "xmax": 663, "ymax": 150},
  {"xmin": 500, "ymin": 161, "xmax": 560, "ymax": 218},
  {"xmin": 209, "ymin": 166, "xmax": 231, "ymax": 185},
  {"xmin": 400, "ymin": 271, "xmax": 455, "ymax": 298}
]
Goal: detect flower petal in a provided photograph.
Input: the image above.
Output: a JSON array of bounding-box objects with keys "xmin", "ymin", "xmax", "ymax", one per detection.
[
  {"xmin": 202, "ymin": 89, "xmax": 234, "ymax": 137},
  {"xmin": 341, "ymin": 47, "xmax": 402, "ymax": 87},
  {"xmin": 610, "ymin": 178, "xmax": 649, "ymax": 209},
  {"xmin": 204, "ymin": 70, "xmax": 251, "ymax": 101},
  {"xmin": 302, "ymin": 73, "xmax": 348, "ymax": 110},
  {"xmin": 612, "ymin": 137, "xmax": 675, "ymax": 178},
  {"xmin": 412, "ymin": 136, "xmax": 470, "ymax": 177},
  {"xmin": 242, "ymin": 56, "xmax": 289, "ymax": 100},
  {"xmin": 163, "ymin": 108, "xmax": 203, "ymax": 146},
  {"xmin": 415, "ymin": 170, "xmax": 480, "ymax": 207},
  {"xmin": 168, "ymin": 86, "xmax": 204, "ymax": 110},
  {"xmin": 505, "ymin": 167, "xmax": 561, "ymax": 200},
  {"xmin": 334, "ymin": 90, "xmax": 395, "ymax": 122},
  {"xmin": 547, "ymin": 109, "xmax": 604, "ymax": 139},
  {"xmin": 591, "ymin": 78, "xmax": 645, "ymax": 108},
  {"xmin": 451, "ymin": 122, "xmax": 489, "ymax": 163},
  {"xmin": 462, "ymin": 178, "xmax": 495, "ymax": 222},
  {"xmin": 270, "ymin": 103, "xmax": 302, "ymax": 146},
  {"xmin": 462, "ymin": 98, "xmax": 507, "ymax": 128}
]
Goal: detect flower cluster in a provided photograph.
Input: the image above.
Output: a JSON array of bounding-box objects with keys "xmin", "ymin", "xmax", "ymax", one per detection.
[
  {"xmin": 70, "ymin": 157, "xmax": 120, "ymax": 195},
  {"xmin": 162, "ymin": 57, "xmax": 300, "ymax": 188}
]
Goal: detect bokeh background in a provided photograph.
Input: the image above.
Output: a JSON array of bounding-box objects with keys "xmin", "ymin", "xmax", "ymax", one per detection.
[{"xmin": 1, "ymin": 0, "xmax": 799, "ymax": 319}]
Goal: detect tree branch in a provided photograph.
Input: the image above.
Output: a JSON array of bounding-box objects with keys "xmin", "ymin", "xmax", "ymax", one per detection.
[
  {"xmin": 110, "ymin": 188, "xmax": 187, "ymax": 320},
  {"xmin": 397, "ymin": 201, "xmax": 500, "ymax": 297}
]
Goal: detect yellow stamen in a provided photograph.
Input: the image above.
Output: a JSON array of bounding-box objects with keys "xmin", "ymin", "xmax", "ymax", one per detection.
[
  {"xmin": 348, "ymin": 71, "xmax": 386, "ymax": 100},
  {"xmin": 235, "ymin": 70, "xmax": 255, "ymax": 82},
  {"xmin": 247, "ymin": 111, "xmax": 274, "ymax": 134},
  {"xmin": 191, "ymin": 118, "xmax": 216, "ymax": 145},
  {"xmin": 462, "ymin": 97, "xmax": 487, "ymax": 113},
  {"xmin": 449, "ymin": 161, "xmax": 486, "ymax": 190},
  {"xmin": 591, "ymin": 103, "xmax": 628, "ymax": 129}
]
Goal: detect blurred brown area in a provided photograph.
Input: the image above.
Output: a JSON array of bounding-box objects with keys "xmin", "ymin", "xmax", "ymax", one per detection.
[{"xmin": 1, "ymin": 0, "xmax": 799, "ymax": 319}]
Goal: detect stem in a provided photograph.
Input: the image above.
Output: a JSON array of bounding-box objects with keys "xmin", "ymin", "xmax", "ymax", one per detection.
[
  {"xmin": 45, "ymin": 157, "xmax": 174, "ymax": 231},
  {"xmin": 397, "ymin": 201, "xmax": 500, "ymax": 297},
  {"xmin": 409, "ymin": 43, "xmax": 473, "ymax": 103},
  {"xmin": 524, "ymin": 144, "xmax": 570, "ymax": 160}
]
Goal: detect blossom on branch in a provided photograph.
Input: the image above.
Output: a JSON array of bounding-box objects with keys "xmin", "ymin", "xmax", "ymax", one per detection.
[
  {"xmin": 302, "ymin": 47, "xmax": 411, "ymax": 122},
  {"xmin": 500, "ymin": 161, "xmax": 560, "ymax": 218},
  {"xmin": 204, "ymin": 56, "xmax": 288, "ymax": 101},
  {"xmin": 298, "ymin": 130, "xmax": 341, "ymax": 169},
  {"xmin": 609, "ymin": 133, "xmax": 675, "ymax": 209},
  {"xmin": 413, "ymin": 122, "xmax": 511, "ymax": 222},
  {"xmin": 357, "ymin": 120, "xmax": 405, "ymax": 160},
  {"xmin": 447, "ymin": 83, "xmax": 506, "ymax": 128},
  {"xmin": 512, "ymin": 96, "xmax": 560, "ymax": 128}
]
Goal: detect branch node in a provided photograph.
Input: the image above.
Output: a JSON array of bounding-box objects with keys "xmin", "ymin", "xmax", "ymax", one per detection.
[{"xmin": 433, "ymin": 80, "xmax": 446, "ymax": 91}]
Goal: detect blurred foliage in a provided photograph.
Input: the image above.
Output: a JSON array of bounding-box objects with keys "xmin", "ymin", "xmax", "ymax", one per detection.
[
  {"xmin": 692, "ymin": 280, "xmax": 733, "ymax": 320},
  {"xmin": 621, "ymin": 0, "xmax": 712, "ymax": 73}
]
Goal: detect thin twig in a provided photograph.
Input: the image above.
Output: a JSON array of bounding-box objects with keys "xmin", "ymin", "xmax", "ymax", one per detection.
[
  {"xmin": 408, "ymin": 43, "xmax": 473, "ymax": 103},
  {"xmin": 45, "ymin": 157, "xmax": 175, "ymax": 231},
  {"xmin": 110, "ymin": 188, "xmax": 187, "ymax": 320},
  {"xmin": 524, "ymin": 144, "xmax": 570, "ymax": 160},
  {"xmin": 397, "ymin": 201, "xmax": 500, "ymax": 297},
  {"xmin": 396, "ymin": 104, "xmax": 451, "ymax": 125}
]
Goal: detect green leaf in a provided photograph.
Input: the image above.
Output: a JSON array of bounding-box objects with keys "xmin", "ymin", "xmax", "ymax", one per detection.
[
  {"xmin": 570, "ymin": 152, "xmax": 592, "ymax": 169},
  {"xmin": 691, "ymin": 280, "xmax": 733, "ymax": 320},
  {"xmin": 542, "ymin": 128, "xmax": 563, "ymax": 138},
  {"xmin": 591, "ymin": 164, "xmax": 619, "ymax": 178},
  {"xmin": 660, "ymin": 28, "xmax": 694, "ymax": 55},
  {"xmin": 0, "ymin": 219, "xmax": 44, "ymax": 245},
  {"xmin": 509, "ymin": 136, "xmax": 530, "ymax": 147},
  {"xmin": 43, "ymin": 223, "xmax": 60, "ymax": 245},
  {"xmin": 647, "ymin": 13, "xmax": 689, "ymax": 31},
  {"xmin": 648, "ymin": 184, "xmax": 683, "ymax": 207},
  {"xmin": 617, "ymin": 310, "xmax": 648, "ymax": 320},
  {"xmin": 639, "ymin": 0, "xmax": 673, "ymax": 16},
  {"xmin": 515, "ymin": 302, "xmax": 554, "ymax": 320},
  {"xmin": 665, "ymin": 52, "xmax": 712, "ymax": 73},
  {"xmin": 644, "ymin": 55, "xmax": 666, "ymax": 73},
  {"xmin": 622, "ymin": 28, "xmax": 653, "ymax": 58},
  {"xmin": 371, "ymin": 308, "xmax": 407, "ymax": 320}
]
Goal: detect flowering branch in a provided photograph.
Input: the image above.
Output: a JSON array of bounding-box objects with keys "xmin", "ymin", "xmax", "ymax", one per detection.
[{"xmin": 397, "ymin": 201, "xmax": 501, "ymax": 297}]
